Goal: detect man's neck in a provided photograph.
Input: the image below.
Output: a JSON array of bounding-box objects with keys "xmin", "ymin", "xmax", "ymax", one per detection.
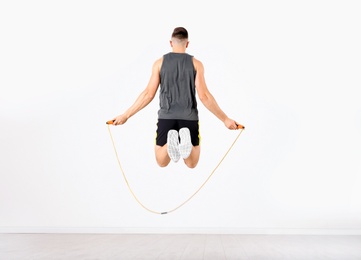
[{"xmin": 172, "ymin": 47, "xmax": 186, "ymax": 53}]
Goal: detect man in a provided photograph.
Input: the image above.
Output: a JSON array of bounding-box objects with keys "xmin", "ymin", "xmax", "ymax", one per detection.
[{"xmin": 111, "ymin": 27, "xmax": 244, "ymax": 168}]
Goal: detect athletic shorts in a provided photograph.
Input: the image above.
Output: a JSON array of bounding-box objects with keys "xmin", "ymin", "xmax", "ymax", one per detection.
[{"xmin": 155, "ymin": 119, "xmax": 200, "ymax": 146}]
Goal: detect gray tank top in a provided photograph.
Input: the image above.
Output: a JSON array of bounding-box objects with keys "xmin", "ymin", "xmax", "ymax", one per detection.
[{"xmin": 158, "ymin": 52, "xmax": 198, "ymax": 120}]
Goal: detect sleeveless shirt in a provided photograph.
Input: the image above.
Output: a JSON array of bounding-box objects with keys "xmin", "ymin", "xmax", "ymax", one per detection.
[{"xmin": 158, "ymin": 52, "xmax": 198, "ymax": 120}]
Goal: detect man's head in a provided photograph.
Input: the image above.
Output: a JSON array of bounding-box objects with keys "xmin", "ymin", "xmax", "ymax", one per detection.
[
  {"xmin": 170, "ymin": 27, "xmax": 189, "ymax": 49},
  {"xmin": 172, "ymin": 27, "xmax": 188, "ymax": 40}
]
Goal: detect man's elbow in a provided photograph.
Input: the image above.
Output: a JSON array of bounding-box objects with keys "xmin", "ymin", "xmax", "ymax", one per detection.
[
  {"xmin": 199, "ymin": 94, "xmax": 211, "ymax": 106},
  {"xmin": 147, "ymin": 93, "xmax": 156, "ymax": 102},
  {"xmin": 143, "ymin": 91, "xmax": 155, "ymax": 103},
  {"xmin": 198, "ymin": 93, "xmax": 207, "ymax": 103}
]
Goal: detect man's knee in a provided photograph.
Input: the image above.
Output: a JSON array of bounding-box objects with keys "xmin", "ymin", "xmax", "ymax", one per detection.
[
  {"xmin": 185, "ymin": 162, "xmax": 198, "ymax": 168},
  {"xmin": 156, "ymin": 158, "xmax": 170, "ymax": 168},
  {"xmin": 184, "ymin": 158, "xmax": 199, "ymax": 169}
]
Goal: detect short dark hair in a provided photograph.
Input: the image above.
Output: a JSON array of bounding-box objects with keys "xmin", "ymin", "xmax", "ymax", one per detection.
[{"xmin": 171, "ymin": 27, "xmax": 188, "ymax": 40}]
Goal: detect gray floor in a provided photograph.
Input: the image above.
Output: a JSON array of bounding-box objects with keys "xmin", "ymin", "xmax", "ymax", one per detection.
[{"xmin": 0, "ymin": 234, "xmax": 361, "ymax": 259}]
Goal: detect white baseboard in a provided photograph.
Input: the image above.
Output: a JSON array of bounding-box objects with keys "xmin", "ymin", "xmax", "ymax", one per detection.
[{"xmin": 1, "ymin": 227, "xmax": 361, "ymax": 235}]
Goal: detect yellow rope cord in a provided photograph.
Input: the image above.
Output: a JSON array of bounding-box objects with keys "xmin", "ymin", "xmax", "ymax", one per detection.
[{"xmin": 107, "ymin": 125, "xmax": 244, "ymax": 214}]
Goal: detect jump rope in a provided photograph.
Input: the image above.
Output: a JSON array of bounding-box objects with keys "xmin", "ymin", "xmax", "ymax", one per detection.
[{"xmin": 106, "ymin": 119, "xmax": 244, "ymax": 214}]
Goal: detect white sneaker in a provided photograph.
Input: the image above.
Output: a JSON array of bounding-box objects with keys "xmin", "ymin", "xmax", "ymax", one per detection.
[
  {"xmin": 179, "ymin": 128, "xmax": 193, "ymax": 159},
  {"xmin": 167, "ymin": 130, "xmax": 180, "ymax": 162}
]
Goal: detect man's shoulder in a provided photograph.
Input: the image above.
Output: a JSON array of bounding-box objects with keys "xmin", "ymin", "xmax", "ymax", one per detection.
[
  {"xmin": 152, "ymin": 57, "xmax": 163, "ymax": 72},
  {"xmin": 192, "ymin": 57, "xmax": 203, "ymax": 70}
]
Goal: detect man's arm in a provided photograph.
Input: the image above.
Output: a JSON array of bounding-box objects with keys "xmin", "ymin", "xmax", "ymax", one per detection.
[
  {"xmin": 112, "ymin": 58, "xmax": 162, "ymax": 125},
  {"xmin": 193, "ymin": 58, "xmax": 241, "ymax": 130}
]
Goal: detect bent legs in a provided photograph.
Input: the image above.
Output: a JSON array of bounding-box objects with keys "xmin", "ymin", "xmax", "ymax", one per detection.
[{"xmin": 155, "ymin": 145, "xmax": 200, "ymax": 168}]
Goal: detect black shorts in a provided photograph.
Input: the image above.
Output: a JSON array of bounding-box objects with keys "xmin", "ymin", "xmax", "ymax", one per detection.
[{"xmin": 155, "ymin": 119, "xmax": 200, "ymax": 146}]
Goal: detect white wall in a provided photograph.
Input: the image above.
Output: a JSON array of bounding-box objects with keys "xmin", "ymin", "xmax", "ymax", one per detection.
[{"xmin": 1, "ymin": 0, "xmax": 360, "ymax": 234}]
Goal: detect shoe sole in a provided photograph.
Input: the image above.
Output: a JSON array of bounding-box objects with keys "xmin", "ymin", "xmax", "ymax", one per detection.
[
  {"xmin": 167, "ymin": 130, "xmax": 180, "ymax": 162},
  {"xmin": 179, "ymin": 128, "xmax": 192, "ymax": 159}
]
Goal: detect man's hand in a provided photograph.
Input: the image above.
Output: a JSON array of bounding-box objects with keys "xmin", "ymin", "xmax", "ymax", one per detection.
[
  {"xmin": 224, "ymin": 117, "xmax": 244, "ymax": 130},
  {"xmin": 112, "ymin": 114, "xmax": 128, "ymax": 126}
]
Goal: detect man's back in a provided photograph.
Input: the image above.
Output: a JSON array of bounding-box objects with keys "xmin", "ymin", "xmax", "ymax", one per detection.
[{"xmin": 158, "ymin": 52, "xmax": 198, "ymax": 121}]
